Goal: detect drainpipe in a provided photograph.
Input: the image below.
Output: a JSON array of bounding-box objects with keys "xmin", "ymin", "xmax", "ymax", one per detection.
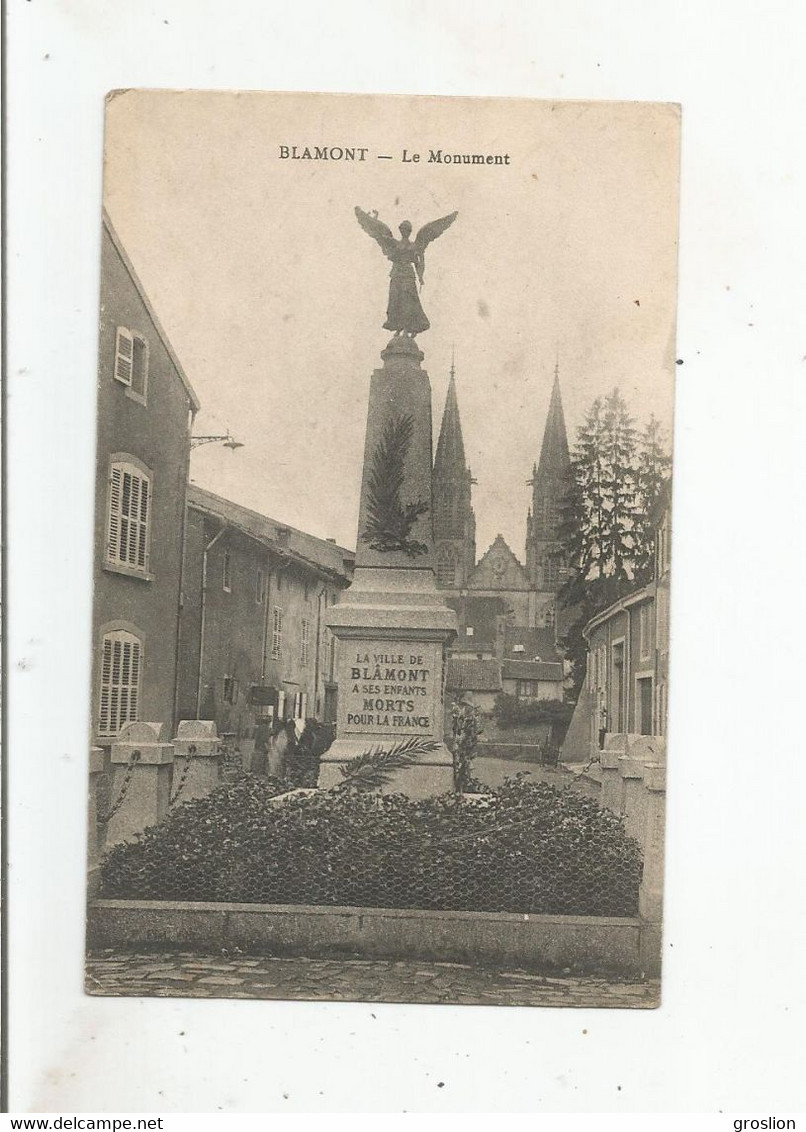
[
  {"xmin": 196, "ymin": 523, "xmax": 227, "ymax": 717},
  {"xmin": 314, "ymin": 583, "xmax": 327, "ymax": 718},
  {"xmin": 172, "ymin": 406, "xmax": 197, "ymax": 731}
]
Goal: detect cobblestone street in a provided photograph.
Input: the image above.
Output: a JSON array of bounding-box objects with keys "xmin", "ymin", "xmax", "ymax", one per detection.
[{"xmin": 86, "ymin": 950, "xmax": 659, "ymax": 1009}]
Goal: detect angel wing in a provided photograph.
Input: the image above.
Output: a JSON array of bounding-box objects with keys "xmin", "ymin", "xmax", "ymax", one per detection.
[
  {"xmin": 414, "ymin": 211, "xmax": 458, "ymax": 252},
  {"xmin": 355, "ymin": 207, "xmax": 397, "ymax": 257}
]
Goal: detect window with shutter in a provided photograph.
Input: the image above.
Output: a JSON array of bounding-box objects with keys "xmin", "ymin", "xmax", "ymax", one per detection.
[
  {"xmin": 107, "ymin": 460, "xmax": 151, "ymax": 574},
  {"xmin": 223, "ymin": 550, "xmax": 232, "ymax": 592},
  {"xmin": 114, "ymin": 327, "xmax": 149, "ymax": 402},
  {"xmin": 277, "ymin": 690, "xmax": 287, "ymax": 719},
  {"xmin": 114, "ymin": 327, "xmax": 134, "ymax": 386},
  {"xmin": 131, "ymin": 335, "xmax": 148, "ymax": 399},
  {"xmin": 271, "ymin": 607, "xmax": 283, "ymax": 660},
  {"xmin": 301, "ymin": 618, "xmax": 310, "ymax": 666},
  {"xmin": 98, "ymin": 630, "xmax": 142, "ymax": 737}
]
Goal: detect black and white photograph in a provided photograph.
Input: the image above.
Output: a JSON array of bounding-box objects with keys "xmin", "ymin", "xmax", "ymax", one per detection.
[
  {"xmin": 85, "ymin": 91, "xmax": 678, "ymax": 1009},
  {"xmin": 7, "ymin": 0, "xmax": 806, "ymax": 1118}
]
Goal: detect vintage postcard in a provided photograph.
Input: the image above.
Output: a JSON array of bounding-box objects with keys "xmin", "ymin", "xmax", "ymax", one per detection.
[{"xmin": 86, "ymin": 91, "xmax": 678, "ymax": 1008}]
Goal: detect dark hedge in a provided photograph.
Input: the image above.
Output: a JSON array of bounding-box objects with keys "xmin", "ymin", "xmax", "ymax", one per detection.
[{"xmin": 99, "ymin": 775, "xmax": 643, "ymax": 917}]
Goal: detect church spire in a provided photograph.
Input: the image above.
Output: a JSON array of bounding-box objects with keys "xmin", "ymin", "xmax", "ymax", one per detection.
[
  {"xmin": 525, "ymin": 360, "xmax": 571, "ymax": 598},
  {"xmin": 535, "ymin": 361, "xmax": 570, "ymax": 482},
  {"xmin": 434, "ymin": 356, "xmax": 467, "ymax": 474},
  {"xmin": 432, "ymin": 357, "xmax": 476, "ymax": 588}
]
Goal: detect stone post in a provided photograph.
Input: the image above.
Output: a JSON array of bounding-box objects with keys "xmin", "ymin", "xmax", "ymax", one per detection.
[
  {"xmin": 105, "ymin": 721, "xmax": 174, "ymax": 848},
  {"xmin": 319, "ymin": 336, "xmax": 457, "ymax": 798},
  {"xmin": 171, "ymin": 720, "xmax": 221, "ymax": 804},
  {"xmin": 87, "ymin": 746, "xmax": 106, "ymax": 896},
  {"xmin": 599, "ymin": 750, "xmax": 623, "ymax": 813},
  {"xmin": 618, "ymin": 755, "xmax": 646, "ymax": 841},
  {"xmin": 638, "ymin": 761, "xmax": 666, "ymax": 977}
]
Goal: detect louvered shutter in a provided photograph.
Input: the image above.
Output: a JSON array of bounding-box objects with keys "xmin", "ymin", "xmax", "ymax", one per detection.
[
  {"xmin": 108, "ymin": 467, "xmax": 122, "ymax": 561},
  {"xmin": 99, "ymin": 638, "xmax": 113, "ymax": 734},
  {"xmin": 114, "ymin": 327, "xmax": 134, "ymax": 385},
  {"xmin": 137, "ymin": 478, "xmax": 149, "ymax": 568},
  {"xmin": 98, "ymin": 631, "xmax": 142, "ymax": 736},
  {"xmin": 129, "ymin": 640, "xmax": 140, "ymax": 723},
  {"xmin": 108, "ymin": 463, "xmax": 150, "ymax": 570}
]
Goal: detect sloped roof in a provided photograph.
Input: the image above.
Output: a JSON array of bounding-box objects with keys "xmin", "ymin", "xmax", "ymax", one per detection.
[
  {"xmin": 501, "ymin": 659, "xmax": 563, "ymax": 682},
  {"xmin": 504, "ymin": 626, "xmax": 560, "ymax": 663},
  {"xmin": 446, "ymin": 658, "xmax": 503, "ymax": 693},
  {"xmin": 187, "ymin": 484, "xmax": 354, "ymax": 582},
  {"xmin": 103, "ymin": 210, "xmax": 201, "ymax": 413},
  {"xmin": 443, "ymin": 593, "xmax": 511, "ymax": 649}
]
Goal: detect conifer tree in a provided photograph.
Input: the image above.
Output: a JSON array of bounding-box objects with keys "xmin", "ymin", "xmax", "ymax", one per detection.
[
  {"xmin": 557, "ymin": 388, "xmax": 669, "ymax": 700},
  {"xmin": 633, "ymin": 415, "xmax": 672, "ymax": 584},
  {"xmin": 600, "ymin": 387, "xmax": 639, "ymax": 586}
]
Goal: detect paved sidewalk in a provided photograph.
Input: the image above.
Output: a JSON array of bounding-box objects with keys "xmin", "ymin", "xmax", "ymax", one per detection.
[{"xmin": 86, "ymin": 950, "xmax": 659, "ymax": 1008}]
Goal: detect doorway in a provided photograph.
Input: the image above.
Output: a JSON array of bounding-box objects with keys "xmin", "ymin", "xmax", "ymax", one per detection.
[{"xmin": 637, "ymin": 676, "xmax": 654, "ymax": 735}]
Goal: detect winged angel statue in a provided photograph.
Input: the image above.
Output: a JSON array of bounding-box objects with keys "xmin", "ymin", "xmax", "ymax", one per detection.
[{"xmin": 355, "ymin": 207, "xmax": 458, "ymax": 336}]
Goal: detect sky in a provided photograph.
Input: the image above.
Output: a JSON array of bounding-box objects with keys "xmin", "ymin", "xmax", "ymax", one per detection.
[{"xmin": 104, "ymin": 91, "xmax": 679, "ymax": 555}]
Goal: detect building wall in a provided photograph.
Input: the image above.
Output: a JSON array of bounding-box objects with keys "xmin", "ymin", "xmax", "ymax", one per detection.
[
  {"xmin": 583, "ymin": 588, "xmax": 667, "ymax": 755},
  {"xmin": 91, "ymin": 223, "xmax": 195, "ymax": 745},
  {"xmin": 177, "ymin": 506, "xmax": 345, "ymax": 739},
  {"xmin": 501, "ymin": 676, "xmax": 563, "ymax": 702}
]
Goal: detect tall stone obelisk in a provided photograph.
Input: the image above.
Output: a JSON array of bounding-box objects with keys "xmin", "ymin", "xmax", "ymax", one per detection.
[{"xmin": 319, "ymin": 334, "xmax": 458, "ymax": 797}]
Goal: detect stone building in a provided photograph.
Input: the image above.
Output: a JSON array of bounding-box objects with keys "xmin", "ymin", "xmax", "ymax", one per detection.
[
  {"xmin": 432, "ymin": 360, "xmax": 573, "ymax": 637},
  {"xmin": 563, "ymin": 482, "xmax": 671, "ymax": 761},
  {"xmin": 500, "ymin": 659, "xmax": 564, "ymax": 702},
  {"xmin": 176, "ymin": 486, "xmax": 354, "ymax": 741},
  {"xmin": 91, "ymin": 211, "xmax": 200, "ymax": 749},
  {"xmin": 445, "ymin": 658, "xmax": 502, "ymax": 714},
  {"xmin": 431, "ymin": 361, "xmax": 572, "ymax": 709}
]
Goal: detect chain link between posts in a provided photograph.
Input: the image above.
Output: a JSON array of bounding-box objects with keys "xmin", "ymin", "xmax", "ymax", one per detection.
[
  {"xmin": 169, "ymin": 744, "xmax": 197, "ymax": 806},
  {"xmin": 97, "ymin": 749, "xmax": 141, "ymax": 824}
]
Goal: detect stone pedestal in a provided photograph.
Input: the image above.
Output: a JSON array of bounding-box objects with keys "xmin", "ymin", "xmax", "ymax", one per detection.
[
  {"xmin": 172, "ymin": 720, "xmax": 221, "ymax": 803},
  {"xmin": 319, "ymin": 337, "xmax": 457, "ymax": 798},
  {"xmin": 106, "ymin": 721, "xmax": 174, "ymax": 847}
]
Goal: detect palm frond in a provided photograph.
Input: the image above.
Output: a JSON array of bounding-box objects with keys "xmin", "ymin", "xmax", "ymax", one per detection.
[
  {"xmin": 336, "ymin": 736, "xmax": 441, "ymax": 790},
  {"xmin": 361, "ymin": 414, "xmax": 430, "ymax": 557}
]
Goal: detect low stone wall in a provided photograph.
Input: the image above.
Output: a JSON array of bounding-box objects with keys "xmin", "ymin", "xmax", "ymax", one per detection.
[
  {"xmin": 475, "ymin": 741, "xmax": 545, "ymax": 762},
  {"xmin": 87, "ymin": 899, "xmax": 655, "ymax": 976}
]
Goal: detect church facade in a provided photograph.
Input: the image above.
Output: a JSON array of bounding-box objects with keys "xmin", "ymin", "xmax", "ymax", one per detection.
[{"xmin": 432, "ymin": 361, "xmax": 572, "ymax": 662}]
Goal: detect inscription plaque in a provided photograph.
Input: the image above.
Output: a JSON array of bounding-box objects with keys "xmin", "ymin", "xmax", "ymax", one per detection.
[{"xmin": 340, "ymin": 640, "xmax": 440, "ymax": 736}]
